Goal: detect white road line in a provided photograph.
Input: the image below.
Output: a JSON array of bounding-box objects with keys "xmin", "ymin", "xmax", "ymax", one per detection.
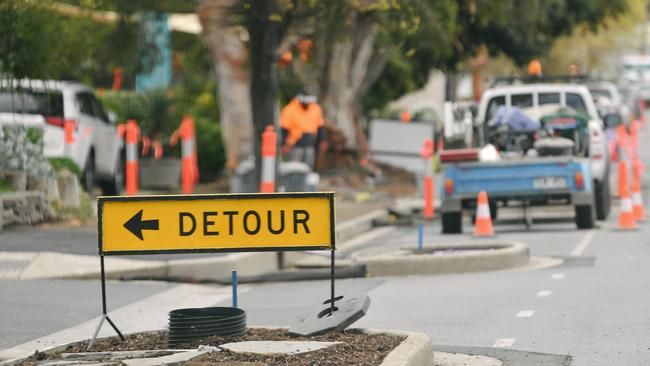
[
  {"xmin": 493, "ymin": 338, "xmax": 516, "ymax": 348},
  {"xmin": 537, "ymin": 290, "xmax": 552, "ymax": 297},
  {"xmin": 516, "ymin": 310, "xmax": 535, "ymax": 318},
  {"xmin": 570, "ymin": 230, "xmax": 595, "ymax": 257},
  {"xmin": 552, "ymin": 273, "xmax": 565, "ymax": 280}
]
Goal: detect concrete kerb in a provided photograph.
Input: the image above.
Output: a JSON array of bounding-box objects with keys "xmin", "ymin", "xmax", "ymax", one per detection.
[
  {"xmin": 0, "ymin": 328, "xmax": 433, "ymax": 366},
  {"xmin": 363, "ymin": 328, "xmax": 434, "ymax": 366},
  {"xmin": 357, "ymin": 241, "xmax": 530, "ymax": 277}
]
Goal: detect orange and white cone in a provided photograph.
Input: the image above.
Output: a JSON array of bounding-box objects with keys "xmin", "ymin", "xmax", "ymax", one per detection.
[
  {"xmin": 632, "ymin": 162, "xmax": 646, "ymax": 222},
  {"xmin": 474, "ymin": 191, "xmax": 494, "ymax": 237},
  {"xmin": 617, "ymin": 161, "xmax": 637, "ymax": 230}
]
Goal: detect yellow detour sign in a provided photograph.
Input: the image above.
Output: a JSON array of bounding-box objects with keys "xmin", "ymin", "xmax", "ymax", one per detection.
[{"xmin": 98, "ymin": 192, "xmax": 335, "ymax": 255}]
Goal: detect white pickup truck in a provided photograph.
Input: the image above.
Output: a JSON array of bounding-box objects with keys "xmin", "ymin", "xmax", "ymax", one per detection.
[
  {"xmin": 473, "ymin": 83, "xmax": 612, "ymax": 220},
  {"xmin": 0, "ymin": 80, "xmax": 124, "ymax": 194}
]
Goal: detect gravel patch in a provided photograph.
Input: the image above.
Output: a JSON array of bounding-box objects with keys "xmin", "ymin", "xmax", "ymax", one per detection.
[{"xmin": 16, "ymin": 328, "xmax": 404, "ymax": 366}]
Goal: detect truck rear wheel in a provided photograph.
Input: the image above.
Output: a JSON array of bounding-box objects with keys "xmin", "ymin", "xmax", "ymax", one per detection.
[
  {"xmin": 594, "ymin": 179, "xmax": 611, "ymax": 220},
  {"xmin": 442, "ymin": 211, "xmax": 463, "ymax": 234},
  {"xmin": 575, "ymin": 204, "xmax": 595, "ymax": 229}
]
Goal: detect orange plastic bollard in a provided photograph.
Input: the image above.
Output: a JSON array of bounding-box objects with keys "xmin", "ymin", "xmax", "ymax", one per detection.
[
  {"xmin": 632, "ymin": 159, "xmax": 646, "ymax": 221},
  {"xmin": 125, "ymin": 119, "xmax": 139, "ymax": 195},
  {"xmin": 421, "ymin": 139, "xmax": 435, "ymax": 219},
  {"xmin": 617, "ymin": 160, "xmax": 637, "ymax": 229},
  {"xmin": 630, "ymin": 119, "xmax": 640, "ymax": 158},
  {"xmin": 401, "ymin": 111, "xmax": 411, "ymax": 123},
  {"xmin": 260, "ymin": 125, "xmax": 277, "ymax": 193},
  {"xmin": 474, "ymin": 191, "xmax": 494, "ymax": 237},
  {"xmin": 178, "ymin": 116, "xmax": 197, "ymax": 194}
]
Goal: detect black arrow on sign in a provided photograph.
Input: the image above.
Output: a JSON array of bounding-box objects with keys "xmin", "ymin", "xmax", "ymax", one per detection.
[{"xmin": 123, "ymin": 210, "xmax": 159, "ymax": 240}]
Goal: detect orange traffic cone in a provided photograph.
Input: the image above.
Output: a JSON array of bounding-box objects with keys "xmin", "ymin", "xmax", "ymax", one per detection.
[
  {"xmin": 474, "ymin": 191, "xmax": 494, "ymax": 237},
  {"xmin": 617, "ymin": 161, "xmax": 637, "ymax": 230},
  {"xmin": 632, "ymin": 161, "xmax": 646, "ymax": 222}
]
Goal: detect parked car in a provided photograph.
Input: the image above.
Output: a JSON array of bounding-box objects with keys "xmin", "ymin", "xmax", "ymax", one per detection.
[{"xmin": 0, "ymin": 80, "xmax": 124, "ymax": 194}]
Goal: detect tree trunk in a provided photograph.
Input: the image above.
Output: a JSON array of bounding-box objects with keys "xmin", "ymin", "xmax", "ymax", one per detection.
[
  {"xmin": 247, "ymin": 0, "xmax": 282, "ymax": 189},
  {"xmin": 197, "ymin": 0, "xmax": 253, "ymax": 170},
  {"xmin": 320, "ymin": 14, "xmax": 377, "ymax": 150}
]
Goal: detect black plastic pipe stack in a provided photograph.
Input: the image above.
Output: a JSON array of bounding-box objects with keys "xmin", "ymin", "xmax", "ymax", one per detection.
[{"xmin": 167, "ymin": 307, "xmax": 247, "ymax": 347}]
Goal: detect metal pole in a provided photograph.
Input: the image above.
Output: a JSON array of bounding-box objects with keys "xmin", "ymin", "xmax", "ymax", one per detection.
[
  {"xmin": 100, "ymin": 256, "xmax": 107, "ymax": 314},
  {"xmin": 418, "ymin": 223, "xmax": 423, "ymax": 251},
  {"xmin": 88, "ymin": 255, "xmax": 125, "ymax": 350},
  {"xmin": 330, "ymin": 248, "xmax": 335, "ymax": 314},
  {"xmin": 232, "ymin": 270, "xmax": 238, "ymax": 308}
]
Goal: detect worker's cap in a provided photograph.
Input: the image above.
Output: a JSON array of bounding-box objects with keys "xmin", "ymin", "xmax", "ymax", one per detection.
[{"xmin": 297, "ymin": 87, "xmax": 317, "ymax": 104}]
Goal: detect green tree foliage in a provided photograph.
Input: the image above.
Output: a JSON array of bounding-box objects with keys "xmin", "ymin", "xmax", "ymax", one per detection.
[
  {"xmin": 0, "ymin": 1, "xmax": 58, "ymax": 79},
  {"xmin": 365, "ymin": 0, "xmax": 629, "ymax": 112}
]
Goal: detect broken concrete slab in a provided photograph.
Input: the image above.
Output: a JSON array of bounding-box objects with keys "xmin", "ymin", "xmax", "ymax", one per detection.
[
  {"xmin": 122, "ymin": 350, "xmax": 207, "ymax": 366},
  {"xmin": 289, "ymin": 295, "xmax": 370, "ymax": 336},
  {"xmin": 221, "ymin": 341, "xmax": 341, "ymax": 355}
]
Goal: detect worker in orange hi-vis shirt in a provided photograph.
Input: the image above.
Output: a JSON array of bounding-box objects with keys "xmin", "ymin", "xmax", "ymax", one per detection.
[{"xmin": 280, "ymin": 89, "xmax": 328, "ymax": 169}]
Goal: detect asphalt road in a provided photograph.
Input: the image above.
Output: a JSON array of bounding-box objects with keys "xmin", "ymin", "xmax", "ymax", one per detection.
[{"xmin": 1, "ymin": 123, "xmax": 649, "ymax": 365}]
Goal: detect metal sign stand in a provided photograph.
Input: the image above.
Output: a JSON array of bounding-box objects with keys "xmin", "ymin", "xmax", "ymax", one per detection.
[
  {"xmin": 87, "ymin": 256, "xmax": 125, "ymax": 350},
  {"xmin": 330, "ymin": 247, "xmax": 336, "ymax": 314}
]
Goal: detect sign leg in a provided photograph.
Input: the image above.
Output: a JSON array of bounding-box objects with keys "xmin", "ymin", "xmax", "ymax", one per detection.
[
  {"xmin": 87, "ymin": 314, "xmax": 106, "ymax": 351},
  {"xmin": 88, "ymin": 255, "xmax": 125, "ymax": 351},
  {"xmin": 330, "ymin": 248, "xmax": 335, "ymax": 314}
]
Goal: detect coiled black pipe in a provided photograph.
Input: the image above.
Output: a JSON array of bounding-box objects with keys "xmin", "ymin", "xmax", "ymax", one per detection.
[{"xmin": 168, "ymin": 307, "xmax": 246, "ymax": 347}]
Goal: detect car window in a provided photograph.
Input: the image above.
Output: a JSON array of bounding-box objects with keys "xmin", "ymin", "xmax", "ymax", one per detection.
[
  {"xmin": 486, "ymin": 96, "xmax": 506, "ymax": 122},
  {"xmin": 566, "ymin": 93, "xmax": 588, "ymax": 113},
  {"xmin": 89, "ymin": 94, "xmax": 109, "ymax": 123},
  {"xmin": 511, "ymin": 94, "xmax": 533, "ymax": 109},
  {"xmin": 0, "ymin": 90, "xmax": 63, "ymax": 117},
  {"xmin": 539, "ymin": 93, "xmax": 560, "ymax": 105},
  {"xmin": 589, "ymin": 89, "xmax": 611, "ymax": 100},
  {"xmin": 76, "ymin": 92, "xmax": 96, "ymax": 117}
]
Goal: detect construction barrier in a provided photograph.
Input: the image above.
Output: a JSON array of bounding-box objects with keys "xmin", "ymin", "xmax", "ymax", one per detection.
[
  {"xmin": 632, "ymin": 159, "xmax": 646, "ymax": 222},
  {"xmin": 125, "ymin": 119, "xmax": 140, "ymax": 196},
  {"xmin": 617, "ymin": 160, "xmax": 636, "ymax": 230},
  {"xmin": 421, "ymin": 139, "xmax": 435, "ymax": 219},
  {"xmin": 474, "ymin": 191, "xmax": 494, "ymax": 237},
  {"xmin": 260, "ymin": 125, "xmax": 277, "ymax": 193}
]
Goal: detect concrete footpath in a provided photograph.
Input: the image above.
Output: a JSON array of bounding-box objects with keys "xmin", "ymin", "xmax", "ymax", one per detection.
[{"xmin": 0, "ymin": 201, "xmax": 393, "ymax": 281}]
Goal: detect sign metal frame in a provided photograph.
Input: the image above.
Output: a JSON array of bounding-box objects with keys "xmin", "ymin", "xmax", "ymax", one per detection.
[{"xmin": 89, "ymin": 192, "xmax": 337, "ymax": 350}]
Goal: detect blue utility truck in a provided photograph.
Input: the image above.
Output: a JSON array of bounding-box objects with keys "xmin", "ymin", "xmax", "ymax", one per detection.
[{"xmin": 440, "ymin": 80, "xmax": 610, "ymax": 233}]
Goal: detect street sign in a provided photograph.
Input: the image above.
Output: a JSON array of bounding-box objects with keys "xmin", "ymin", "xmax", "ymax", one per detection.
[{"xmin": 98, "ymin": 192, "xmax": 335, "ymax": 255}]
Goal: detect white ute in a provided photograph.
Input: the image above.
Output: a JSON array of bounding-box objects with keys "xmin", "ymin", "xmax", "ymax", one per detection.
[
  {"xmin": 0, "ymin": 80, "xmax": 124, "ymax": 195},
  {"xmin": 475, "ymin": 83, "xmax": 612, "ymax": 220}
]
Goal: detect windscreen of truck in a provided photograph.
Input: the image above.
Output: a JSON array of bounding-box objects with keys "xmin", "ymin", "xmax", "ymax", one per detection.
[
  {"xmin": 511, "ymin": 94, "xmax": 533, "ymax": 109},
  {"xmin": 539, "ymin": 93, "xmax": 560, "ymax": 105},
  {"xmin": 566, "ymin": 93, "xmax": 588, "ymax": 114},
  {"xmin": 486, "ymin": 96, "xmax": 506, "ymax": 123},
  {"xmin": 0, "ymin": 90, "xmax": 64, "ymax": 117}
]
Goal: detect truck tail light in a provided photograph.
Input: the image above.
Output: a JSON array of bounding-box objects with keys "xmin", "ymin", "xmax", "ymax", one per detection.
[
  {"xmin": 439, "ymin": 149, "xmax": 480, "ymax": 163},
  {"xmin": 45, "ymin": 116, "xmax": 76, "ymax": 129},
  {"xmin": 445, "ymin": 178, "xmax": 454, "ymax": 195},
  {"xmin": 575, "ymin": 172, "xmax": 584, "ymax": 190}
]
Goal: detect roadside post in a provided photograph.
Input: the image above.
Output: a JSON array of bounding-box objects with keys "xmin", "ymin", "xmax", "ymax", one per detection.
[
  {"xmin": 421, "ymin": 139, "xmax": 435, "ymax": 219},
  {"xmin": 125, "ymin": 120, "xmax": 139, "ymax": 196},
  {"xmin": 232, "ymin": 270, "xmax": 238, "ymax": 308},
  {"xmin": 417, "ymin": 223, "xmax": 424, "ymax": 250},
  {"xmin": 260, "ymin": 126, "xmax": 277, "ymax": 193},
  {"xmin": 91, "ymin": 192, "xmax": 336, "ymax": 348},
  {"xmin": 180, "ymin": 116, "xmax": 197, "ymax": 194}
]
